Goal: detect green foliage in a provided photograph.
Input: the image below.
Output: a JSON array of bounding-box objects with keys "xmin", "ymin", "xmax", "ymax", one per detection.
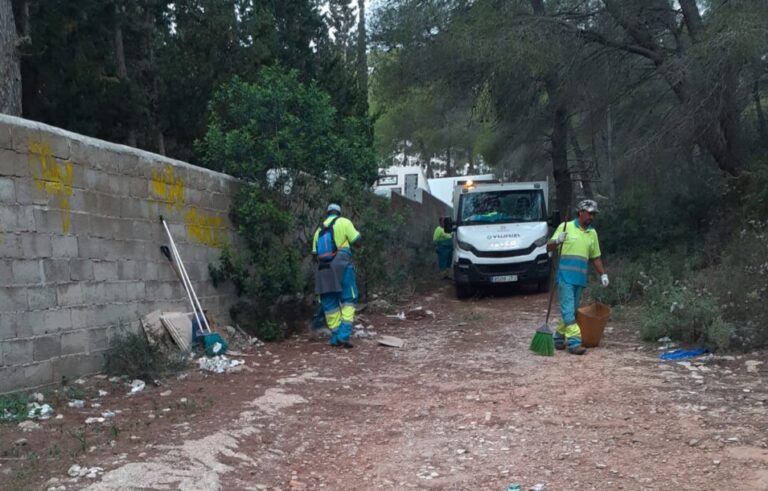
[
  {"xmin": 18, "ymin": 0, "xmax": 367, "ymax": 162},
  {"xmin": 200, "ymin": 66, "xmax": 390, "ymax": 340},
  {"xmin": 199, "ymin": 70, "xmax": 375, "ymax": 184},
  {"xmin": 103, "ymin": 328, "xmax": 188, "ymax": 379},
  {"xmin": 638, "ymin": 280, "xmax": 734, "ymax": 352},
  {"xmin": 0, "ymin": 393, "xmax": 30, "ymax": 424},
  {"xmin": 598, "ymin": 177, "xmax": 719, "ymax": 258},
  {"xmin": 333, "ymin": 182, "xmax": 408, "ymax": 297},
  {"xmin": 710, "ymin": 217, "xmax": 768, "ymax": 348},
  {"xmin": 738, "ymin": 158, "xmax": 768, "ymax": 222}
]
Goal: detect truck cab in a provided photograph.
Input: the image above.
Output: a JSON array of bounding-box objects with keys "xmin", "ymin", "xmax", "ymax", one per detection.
[{"xmin": 444, "ymin": 180, "xmax": 557, "ymax": 298}]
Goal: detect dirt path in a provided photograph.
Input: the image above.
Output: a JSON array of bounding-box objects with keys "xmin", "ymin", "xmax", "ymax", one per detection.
[{"xmin": 3, "ymin": 286, "xmax": 768, "ymax": 490}]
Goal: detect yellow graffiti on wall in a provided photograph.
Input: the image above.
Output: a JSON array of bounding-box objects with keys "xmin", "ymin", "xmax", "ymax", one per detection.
[
  {"xmin": 184, "ymin": 207, "xmax": 224, "ymax": 247},
  {"xmin": 151, "ymin": 164, "xmax": 226, "ymax": 247},
  {"xmin": 151, "ymin": 165, "xmax": 185, "ymax": 208},
  {"xmin": 29, "ymin": 140, "xmax": 74, "ymax": 233}
]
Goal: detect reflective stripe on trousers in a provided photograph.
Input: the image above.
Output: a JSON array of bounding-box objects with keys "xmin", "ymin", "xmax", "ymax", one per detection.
[
  {"xmin": 554, "ymin": 320, "xmax": 583, "ymax": 350},
  {"xmin": 320, "ymin": 263, "xmax": 358, "ymax": 344}
]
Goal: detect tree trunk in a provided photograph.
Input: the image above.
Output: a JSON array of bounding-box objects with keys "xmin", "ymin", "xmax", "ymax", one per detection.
[
  {"xmin": 146, "ymin": 16, "xmax": 165, "ymax": 155},
  {"xmin": 114, "ymin": 7, "xmax": 136, "ymax": 147},
  {"xmin": 421, "ymin": 142, "xmax": 433, "ymax": 178},
  {"xmin": 754, "ymin": 80, "xmax": 768, "ymax": 141},
  {"xmin": 569, "ymin": 124, "xmax": 594, "ymax": 198},
  {"xmin": 356, "ymin": 0, "xmax": 368, "ymax": 114},
  {"xmin": 595, "ymin": 0, "xmax": 743, "ymax": 176},
  {"xmin": 531, "ymin": 0, "xmax": 573, "ymax": 216},
  {"xmin": 0, "ymin": 0, "xmax": 22, "ymax": 116},
  {"xmin": 446, "ymin": 145, "xmax": 454, "ymax": 177},
  {"xmin": 606, "ymin": 104, "xmax": 616, "ymax": 198},
  {"xmin": 551, "ymin": 100, "xmax": 572, "ymax": 218}
]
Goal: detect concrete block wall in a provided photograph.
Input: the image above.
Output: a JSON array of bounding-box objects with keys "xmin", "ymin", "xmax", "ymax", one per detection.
[
  {"xmin": 391, "ymin": 190, "xmax": 453, "ymax": 249},
  {"xmin": 0, "ymin": 115, "xmax": 239, "ymax": 393}
]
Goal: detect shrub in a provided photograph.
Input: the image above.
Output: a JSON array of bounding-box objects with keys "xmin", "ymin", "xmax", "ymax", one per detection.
[
  {"xmin": 710, "ymin": 218, "xmax": 768, "ymax": 348},
  {"xmin": 199, "ymin": 68, "xmax": 400, "ymax": 340},
  {"xmin": 0, "ymin": 393, "xmax": 31, "ymax": 424},
  {"xmin": 103, "ymin": 328, "xmax": 188, "ymax": 379},
  {"xmin": 638, "ymin": 277, "xmax": 734, "ymax": 351}
]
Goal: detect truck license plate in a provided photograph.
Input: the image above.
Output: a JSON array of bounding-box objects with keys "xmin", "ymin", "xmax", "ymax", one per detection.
[{"xmin": 491, "ymin": 275, "xmax": 518, "ymax": 283}]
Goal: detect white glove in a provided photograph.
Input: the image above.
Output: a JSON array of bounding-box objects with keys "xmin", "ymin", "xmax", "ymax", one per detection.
[
  {"xmin": 555, "ymin": 232, "xmax": 567, "ymax": 244},
  {"xmin": 601, "ymin": 274, "xmax": 609, "ymax": 287}
]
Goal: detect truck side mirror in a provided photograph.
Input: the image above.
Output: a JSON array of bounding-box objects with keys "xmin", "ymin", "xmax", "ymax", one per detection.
[
  {"xmin": 548, "ymin": 210, "xmax": 562, "ymax": 226},
  {"xmin": 443, "ymin": 217, "xmax": 454, "ymax": 233}
]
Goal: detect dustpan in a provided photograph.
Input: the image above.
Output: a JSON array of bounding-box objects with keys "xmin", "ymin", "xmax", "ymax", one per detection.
[{"xmin": 191, "ymin": 313, "xmax": 228, "ymax": 356}]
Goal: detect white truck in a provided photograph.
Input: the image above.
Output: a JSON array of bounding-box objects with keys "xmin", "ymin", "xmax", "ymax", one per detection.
[{"xmin": 443, "ymin": 180, "xmax": 561, "ymax": 298}]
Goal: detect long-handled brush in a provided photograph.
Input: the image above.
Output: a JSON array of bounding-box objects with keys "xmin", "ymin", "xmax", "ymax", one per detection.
[{"xmin": 530, "ymin": 218, "xmax": 568, "ymax": 356}]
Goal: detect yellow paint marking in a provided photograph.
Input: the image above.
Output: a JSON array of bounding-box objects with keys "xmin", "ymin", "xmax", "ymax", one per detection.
[
  {"xmin": 151, "ymin": 165, "xmax": 185, "ymax": 208},
  {"xmin": 184, "ymin": 207, "xmax": 225, "ymax": 247},
  {"xmin": 28, "ymin": 140, "xmax": 74, "ymax": 232}
]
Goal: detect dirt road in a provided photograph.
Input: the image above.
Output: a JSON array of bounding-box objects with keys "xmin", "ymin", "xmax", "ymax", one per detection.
[{"xmin": 3, "ymin": 286, "xmax": 768, "ymax": 490}]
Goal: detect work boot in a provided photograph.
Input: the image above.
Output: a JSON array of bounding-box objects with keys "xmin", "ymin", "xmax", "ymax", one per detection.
[
  {"xmin": 568, "ymin": 346, "xmax": 587, "ymax": 355},
  {"xmin": 554, "ymin": 332, "xmax": 566, "ymax": 351},
  {"xmin": 340, "ymin": 341, "xmax": 354, "ymax": 349}
]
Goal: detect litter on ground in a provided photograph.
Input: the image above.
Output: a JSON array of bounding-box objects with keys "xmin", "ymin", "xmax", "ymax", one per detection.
[
  {"xmin": 198, "ymin": 355, "xmax": 245, "ymax": 373},
  {"xmin": 660, "ymin": 348, "xmax": 707, "ymax": 360},
  {"xmin": 378, "ymin": 335, "xmax": 406, "ymax": 348},
  {"xmin": 67, "ymin": 464, "xmax": 104, "ymax": 479},
  {"xmin": 27, "ymin": 403, "xmax": 54, "ymax": 420},
  {"xmin": 129, "ymin": 379, "xmax": 146, "ymax": 394}
]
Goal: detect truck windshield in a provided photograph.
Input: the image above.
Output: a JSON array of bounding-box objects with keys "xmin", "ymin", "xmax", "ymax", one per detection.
[{"xmin": 459, "ymin": 189, "xmax": 545, "ymax": 225}]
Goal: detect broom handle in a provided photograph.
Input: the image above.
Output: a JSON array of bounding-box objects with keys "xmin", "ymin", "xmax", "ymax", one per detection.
[
  {"xmin": 545, "ymin": 217, "xmax": 569, "ymax": 324},
  {"xmin": 161, "ymin": 217, "xmax": 211, "ymax": 333}
]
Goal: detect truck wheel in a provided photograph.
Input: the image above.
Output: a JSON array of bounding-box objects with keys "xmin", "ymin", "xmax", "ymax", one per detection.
[
  {"xmin": 455, "ymin": 282, "xmax": 473, "ymax": 299},
  {"xmin": 537, "ymin": 276, "xmax": 551, "ymax": 293}
]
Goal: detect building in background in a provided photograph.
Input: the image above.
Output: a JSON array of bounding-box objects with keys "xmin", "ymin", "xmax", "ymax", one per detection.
[
  {"xmin": 427, "ymin": 174, "xmax": 497, "ymax": 207},
  {"xmin": 373, "ymin": 165, "xmax": 431, "ymax": 202}
]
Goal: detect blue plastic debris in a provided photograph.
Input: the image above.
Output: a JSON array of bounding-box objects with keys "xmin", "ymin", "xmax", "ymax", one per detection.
[{"xmin": 659, "ymin": 348, "xmax": 707, "ymax": 360}]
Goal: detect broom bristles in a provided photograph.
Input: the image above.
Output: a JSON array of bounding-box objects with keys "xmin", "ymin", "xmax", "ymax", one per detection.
[{"xmin": 530, "ymin": 326, "xmax": 555, "ymax": 356}]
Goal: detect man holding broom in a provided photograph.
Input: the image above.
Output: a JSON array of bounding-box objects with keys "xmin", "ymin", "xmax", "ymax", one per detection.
[{"xmin": 546, "ymin": 199, "xmax": 609, "ymax": 355}]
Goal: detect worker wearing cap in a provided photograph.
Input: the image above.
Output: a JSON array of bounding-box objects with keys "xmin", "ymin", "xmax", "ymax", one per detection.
[
  {"xmin": 312, "ymin": 204, "xmax": 361, "ymax": 348},
  {"xmin": 547, "ymin": 199, "xmax": 609, "ymax": 355}
]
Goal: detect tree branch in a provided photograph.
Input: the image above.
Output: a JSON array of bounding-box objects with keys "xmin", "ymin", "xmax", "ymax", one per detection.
[
  {"xmin": 575, "ymin": 28, "xmax": 663, "ymax": 63},
  {"xmin": 679, "ymin": 0, "xmax": 705, "ymax": 43},
  {"xmin": 601, "ymin": 0, "xmax": 662, "ymax": 57}
]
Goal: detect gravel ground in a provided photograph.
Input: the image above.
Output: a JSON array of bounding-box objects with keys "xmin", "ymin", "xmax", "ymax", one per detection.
[{"xmin": 2, "ymin": 285, "xmax": 767, "ymax": 490}]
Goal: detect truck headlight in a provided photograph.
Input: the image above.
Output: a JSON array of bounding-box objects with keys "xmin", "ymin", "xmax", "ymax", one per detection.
[
  {"xmin": 457, "ymin": 240, "xmax": 473, "ymax": 251},
  {"xmin": 533, "ymin": 234, "xmax": 549, "ymax": 247}
]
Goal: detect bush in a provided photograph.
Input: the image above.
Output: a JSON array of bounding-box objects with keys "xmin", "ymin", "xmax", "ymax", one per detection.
[
  {"xmin": 199, "ymin": 68, "xmax": 399, "ymax": 340},
  {"xmin": 103, "ymin": 328, "xmax": 188, "ymax": 380},
  {"xmin": 638, "ymin": 280, "xmax": 734, "ymax": 351},
  {"xmin": 710, "ymin": 218, "xmax": 768, "ymax": 348},
  {"xmin": 0, "ymin": 393, "xmax": 31, "ymax": 424}
]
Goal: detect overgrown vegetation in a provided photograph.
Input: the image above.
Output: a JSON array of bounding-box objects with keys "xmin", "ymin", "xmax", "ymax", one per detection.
[
  {"xmin": 103, "ymin": 329, "xmax": 188, "ymax": 379},
  {"xmin": 0, "ymin": 393, "xmax": 30, "ymax": 424},
  {"xmin": 370, "ymin": 1, "xmax": 768, "ymax": 351},
  {"xmin": 202, "ymin": 68, "xmax": 412, "ymax": 340},
  {"xmin": 588, "ymin": 158, "xmax": 768, "ymax": 350}
]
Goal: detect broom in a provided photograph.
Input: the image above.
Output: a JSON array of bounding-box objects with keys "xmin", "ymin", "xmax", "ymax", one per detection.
[{"xmin": 530, "ymin": 217, "xmax": 568, "ymax": 356}]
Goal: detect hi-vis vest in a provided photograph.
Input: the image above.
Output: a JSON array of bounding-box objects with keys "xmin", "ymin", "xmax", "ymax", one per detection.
[{"xmin": 549, "ymin": 219, "xmax": 601, "ymax": 286}]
